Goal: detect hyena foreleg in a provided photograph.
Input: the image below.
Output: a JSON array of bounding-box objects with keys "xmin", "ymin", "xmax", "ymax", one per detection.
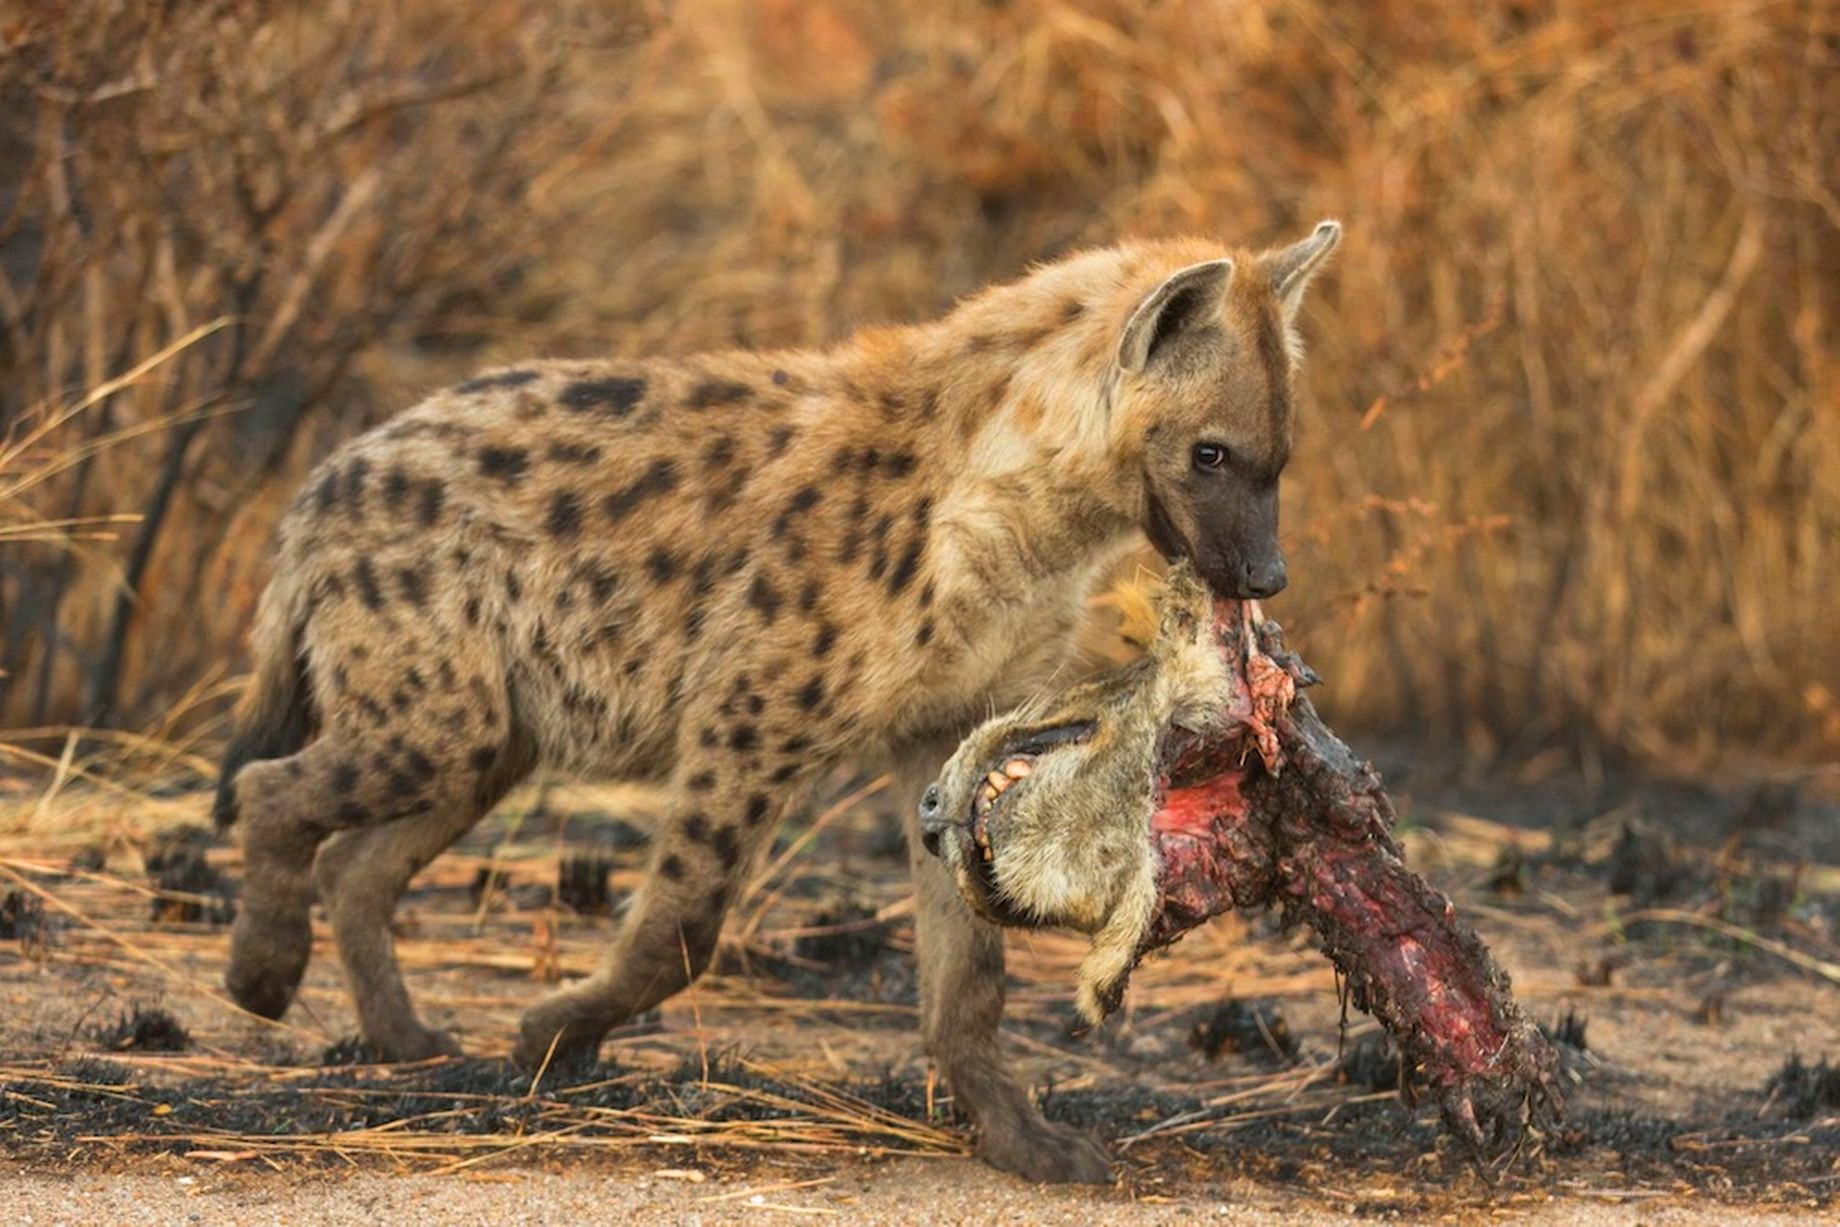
[{"xmin": 897, "ymin": 751, "xmax": 1115, "ymax": 1184}]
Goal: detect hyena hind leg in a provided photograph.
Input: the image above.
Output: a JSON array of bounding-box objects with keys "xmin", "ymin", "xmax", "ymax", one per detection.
[
  {"xmin": 223, "ymin": 745, "xmax": 346, "ymax": 1021},
  {"xmin": 225, "ymin": 726, "xmax": 520, "ymax": 1034},
  {"xmin": 310, "ymin": 732, "xmax": 534, "ymax": 1061}
]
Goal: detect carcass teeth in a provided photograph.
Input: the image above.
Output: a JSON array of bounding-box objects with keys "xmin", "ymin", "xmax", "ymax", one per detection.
[
  {"xmin": 1002, "ymin": 758, "xmax": 1032, "ymax": 779},
  {"xmin": 986, "ymin": 770, "xmax": 1011, "ymax": 794}
]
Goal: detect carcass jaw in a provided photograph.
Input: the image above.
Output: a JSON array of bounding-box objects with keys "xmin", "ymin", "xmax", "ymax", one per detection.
[{"xmin": 969, "ymin": 756, "xmax": 1035, "ymax": 861}]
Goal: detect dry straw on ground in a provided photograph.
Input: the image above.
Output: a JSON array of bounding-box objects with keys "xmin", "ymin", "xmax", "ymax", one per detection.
[{"xmin": 1, "ymin": 0, "xmax": 1837, "ymax": 777}]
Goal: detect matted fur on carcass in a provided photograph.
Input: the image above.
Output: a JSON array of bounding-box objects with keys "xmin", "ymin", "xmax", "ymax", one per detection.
[{"xmin": 920, "ymin": 563, "xmax": 1563, "ymax": 1162}]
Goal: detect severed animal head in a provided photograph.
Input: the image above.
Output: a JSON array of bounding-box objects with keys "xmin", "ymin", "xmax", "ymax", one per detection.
[{"xmin": 920, "ymin": 563, "xmax": 1290, "ymax": 1022}]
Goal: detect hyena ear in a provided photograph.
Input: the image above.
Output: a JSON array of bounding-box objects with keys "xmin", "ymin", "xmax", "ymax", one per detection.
[
  {"xmin": 1116, "ymin": 258, "xmax": 1234, "ymax": 375},
  {"xmin": 1265, "ymin": 219, "xmax": 1342, "ymax": 323}
]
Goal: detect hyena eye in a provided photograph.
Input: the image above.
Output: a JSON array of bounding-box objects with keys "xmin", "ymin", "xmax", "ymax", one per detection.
[{"xmin": 1191, "ymin": 442, "xmax": 1230, "ymax": 471}]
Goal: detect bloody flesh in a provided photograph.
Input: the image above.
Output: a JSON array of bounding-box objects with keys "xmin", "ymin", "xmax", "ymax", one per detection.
[{"xmin": 1142, "ymin": 600, "xmax": 1563, "ymax": 1163}]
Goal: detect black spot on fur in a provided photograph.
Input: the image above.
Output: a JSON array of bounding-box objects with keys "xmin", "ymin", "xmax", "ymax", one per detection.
[
  {"xmin": 780, "ymin": 734, "xmax": 812, "ymax": 755},
  {"xmin": 464, "ymin": 595, "xmax": 482, "ymax": 626},
  {"xmin": 479, "ymin": 447, "xmax": 528, "ymax": 483},
  {"xmin": 813, "ymin": 623, "xmax": 837, "ymax": 658},
  {"xmin": 469, "ymin": 745, "xmax": 498, "ymax": 773},
  {"xmin": 883, "ymin": 450, "xmax": 917, "ymax": 479},
  {"xmin": 383, "ymin": 466, "xmax": 410, "ymax": 511},
  {"xmin": 688, "ymin": 770, "xmax": 717, "ymax": 792},
  {"xmin": 771, "ymin": 369, "xmax": 791, "ymax": 387},
  {"xmin": 773, "ymin": 486, "xmax": 821, "ymax": 538},
  {"xmin": 744, "ymin": 794, "xmax": 770, "ymax": 826},
  {"xmin": 314, "ymin": 468, "xmax": 339, "ymax": 513},
  {"xmin": 712, "ymin": 826, "xmax": 741, "ymax": 871},
  {"xmin": 702, "ymin": 435, "xmax": 737, "ymax": 470},
  {"xmin": 505, "ymin": 570, "xmax": 524, "ymax": 603},
  {"xmin": 660, "ymin": 853, "xmax": 685, "ymax": 881},
  {"xmin": 687, "ymin": 379, "xmax": 752, "ymax": 409},
  {"xmin": 798, "ymin": 579, "xmax": 820, "ymax": 614},
  {"xmin": 748, "ymin": 574, "xmax": 781, "ymax": 622},
  {"xmin": 604, "ymin": 458, "xmax": 679, "ymax": 523},
  {"xmin": 887, "ymin": 538, "xmax": 924, "ymax": 596},
  {"xmin": 767, "ymin": 425, "xmax": 795, "ymax": 457},
  {"xmin": 916, "ymin": 619, "xmax": 935, "ymax": 646},
  {"xmin": 547, "ymin": 491, "xmax": 583, "ymax": 538},
  {"xmin": 728, "ymin": 724, "xmax": 759, "ymax": 752},
  {"xmin": 548, "ymin": 441, "xmax": 602, "ymax": 465},
  {"xmin": 682, "ymin": 813, "xmax": 710, "ymax": 844},
  {"xmin": 560, "ymin": 375, "xmax": 646, "ymax": 415},
  {"xmin": 334, "ymin": 801, "xmax": 370, "ymax": 824},
  {"xmin": 398, "ymin": 564, "xmax": 430, "ymax": 607},
  {"xmin": 647, "ymin": 548, "xmax": 679, "ymax": 584},
  {"xmin": 417, "ymin": 479, "xmax": 445, "ymax": 527},
  {"xmin": 769, "ymin": 763, "xmax": 799, "ymax": 784},
  {"xmin": 796, "ymin": 676, "xmax": 825, "ymax": 711},
  {"xmin": 699, "ymin": 726, "xmax": 720, "ymax": 748},
  {"xmin": 342, "ymin": 458, "xmax": 369, "ymax": 516},
  {"xmin": 458, "ymin": 369, "xmax": 539, "ymax": 395},
  {"xmin": 919, "ymin": 580, "xmax": 935, "ymax": 608},
  {"xmin": 332, "ymin": 762, "xmax": 359, "ymax": 794},
  {"xmin": 353, "ymin": 559, "xmax": 386, "ymax": 610}
]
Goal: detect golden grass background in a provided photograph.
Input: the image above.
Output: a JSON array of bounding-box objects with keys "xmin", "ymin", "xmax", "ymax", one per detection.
[{"xmin": 2, "ymin": 0, "xmax": 1836, "ymax": 777}]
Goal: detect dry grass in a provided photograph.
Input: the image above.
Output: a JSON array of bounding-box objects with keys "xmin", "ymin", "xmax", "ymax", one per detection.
[{"xmin": 2, "ymin": 0, "xmax": 1837, "ymax": 779}]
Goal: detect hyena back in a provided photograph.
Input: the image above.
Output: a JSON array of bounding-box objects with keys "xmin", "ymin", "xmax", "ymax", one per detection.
[{"xmin": 215, "ymin": 221, "xmax": 1341, "ymax": 1183}]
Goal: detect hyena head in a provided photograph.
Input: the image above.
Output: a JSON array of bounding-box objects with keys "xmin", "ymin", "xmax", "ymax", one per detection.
[
  {"xmin": 1112, "ymin": 221, "xmax": 1342, "ymax": 600},
  {"xmin": 918, "ymin": 564, "xmax": 1233, "ymax": 1019}
]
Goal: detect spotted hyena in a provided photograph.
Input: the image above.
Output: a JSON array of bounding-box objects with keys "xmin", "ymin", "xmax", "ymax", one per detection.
[{"xmin": 214, "ymin": 221, "xmax": 1341, "ymax": 1183}]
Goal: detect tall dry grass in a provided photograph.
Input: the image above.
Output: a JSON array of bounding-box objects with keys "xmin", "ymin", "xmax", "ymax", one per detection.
[{"xmin": 2, "ymin": 0, "xmax": 1836, "ymax": 777}]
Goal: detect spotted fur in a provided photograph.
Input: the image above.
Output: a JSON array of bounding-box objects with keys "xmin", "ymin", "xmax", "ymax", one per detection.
[{"xmin": 215, "ymin": 223, "xmax": 1341, "ymax": 1184}]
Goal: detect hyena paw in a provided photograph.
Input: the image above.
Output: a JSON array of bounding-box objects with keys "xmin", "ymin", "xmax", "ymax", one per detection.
[
  {"xmin": 977, "ymin": 1115, "xmax": 1113, "ymax": 1184},
  {"xmin": 224, "ymin": 961, "xmax": 297, "ymax": 1020},
  {"xmin": 225, "ymin": 909, "xmax": 313, "ymax": 1019},
  {"xmin": 512, "ymin": 1007, "xmax": 604, "ymax": 1073},
  {"xmin": 367, "ymin": 1024, "xmax": 462, "ymax": 1063}
]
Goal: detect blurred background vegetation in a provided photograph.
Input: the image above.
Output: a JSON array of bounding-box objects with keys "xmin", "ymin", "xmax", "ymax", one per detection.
[{"xmin": 1, "ymin": 0, "xmax": 1835, "ymax": 784}]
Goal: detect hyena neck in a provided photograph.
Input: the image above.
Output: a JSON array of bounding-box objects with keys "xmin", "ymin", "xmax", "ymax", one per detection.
[{"xmin": 865, "ymin": 246, "xmax": 1223, "ymax": 595}]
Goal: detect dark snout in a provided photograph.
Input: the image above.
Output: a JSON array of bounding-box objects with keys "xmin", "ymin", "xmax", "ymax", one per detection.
[
  {"xmin": 1169, "ymin": 478, "xmax": 1288, "ymax": 600},
  {"xmin": 918, "ymin": 782, "xmax": 949, "ymax": 857},
  {"xmin": 1239, "ymin": 553, "xmax": 1287, "ymax": 599},
  {"xmin": 1193, "ymin": 547, "xmax": 1286, "ymax": 600}
]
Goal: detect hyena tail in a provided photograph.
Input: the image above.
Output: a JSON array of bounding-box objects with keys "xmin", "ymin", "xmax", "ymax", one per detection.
[{"xmin": 212, "ymin": 575, "xmax": 315, "ymax": 830}]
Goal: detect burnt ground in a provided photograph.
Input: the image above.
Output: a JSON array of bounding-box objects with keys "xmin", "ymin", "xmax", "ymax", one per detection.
[{"xmin": 0, "ymin": 761, "xmax": 1836, "ymax": 1221}]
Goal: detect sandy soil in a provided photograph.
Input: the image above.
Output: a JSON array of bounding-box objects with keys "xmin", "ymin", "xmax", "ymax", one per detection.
[{"xmin": 4, "ymin": 1161, "xmax": 1834, "ymax": 1226}]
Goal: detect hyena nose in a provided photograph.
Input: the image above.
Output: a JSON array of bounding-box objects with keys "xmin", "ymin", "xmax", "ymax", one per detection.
[
  {"xmin": 1242, "ymin": 555, "xmax": 1288, "ymax": 599},
  {"xmin": 918, "ymin": 783, "xmax": 948, "ymax": 857}
]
